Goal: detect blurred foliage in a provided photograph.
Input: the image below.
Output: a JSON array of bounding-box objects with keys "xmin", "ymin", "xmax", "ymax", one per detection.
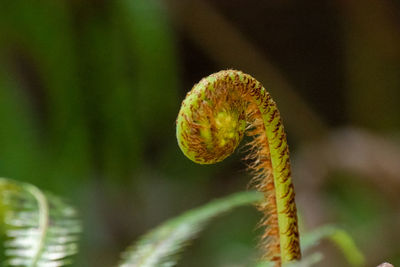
[
  {"xmin": 0, "ymin": 179, "xmax": 363, "ymax": 267},
  {"xmin": 0, "ymin": 0, "xmax": 399, "ymax": 266},
  {"xmin": 0, "ymin": 178, "xmax": 81, "ymax": 266},
  {"xmin": 119, "ymin": 191, "xmax": 262, "ymax": 267}
]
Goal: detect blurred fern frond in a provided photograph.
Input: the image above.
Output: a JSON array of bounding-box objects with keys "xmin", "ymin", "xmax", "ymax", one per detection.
[
  {"xmin": 118, "ymin": 191, "xmax": 262, "ymax": 267},
  {"xmin": 0, "ymin": 178, "xmax": 81, "ymax": 267}
]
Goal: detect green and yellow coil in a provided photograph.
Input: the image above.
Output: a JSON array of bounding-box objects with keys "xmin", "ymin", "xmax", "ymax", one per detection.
[{"xmin": 176, "ymin": 70, "xmax": 301, "ymax": 266}]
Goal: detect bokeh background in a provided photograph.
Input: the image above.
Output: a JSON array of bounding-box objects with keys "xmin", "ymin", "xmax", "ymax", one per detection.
[{"xmin": 1, "ymin": 0, "xmax": 400, "ymax": 266}]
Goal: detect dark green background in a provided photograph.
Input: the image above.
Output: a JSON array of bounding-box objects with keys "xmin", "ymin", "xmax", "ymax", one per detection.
[{"xmin": 1, "ymin": 0, "xmax": 399, "ymax": 266}]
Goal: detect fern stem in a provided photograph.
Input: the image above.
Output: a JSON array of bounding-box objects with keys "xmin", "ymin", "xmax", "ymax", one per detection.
[
  {"xmin": 25, "ymin": 183, "xmax": 49, "ymax": 267},
  {"xmin": 176, "ymin": 70, "xmax": 301, "ymax": 265}
]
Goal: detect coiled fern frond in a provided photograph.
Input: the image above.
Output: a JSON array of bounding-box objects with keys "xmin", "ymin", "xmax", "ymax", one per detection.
[
  {"xmin": 176, "ymin": 70, "xmax": 301, "ymax": 266},
  {"xmin": 0, "ymin": 178, "xmax": 81, "ymax": 267}
]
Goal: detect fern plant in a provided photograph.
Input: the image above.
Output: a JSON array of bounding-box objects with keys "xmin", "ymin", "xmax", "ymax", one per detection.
[
  {"xmin": 0, "ymin": 178, "xmax": 80, "ymax": 266},
  {"xmin": 0, "ymin": 177, "xmax": 365, "ymax": 267},
  {"xmin": 176, "ymin": 70, "xmax": 300, "ymax": 266},
  {"xmin": 0, "ymin": 178, "xmax": 264, "ymax": 267},
  {"xmin": 0, "ymin": 70, "xmax": 369, "ymax": 267}
]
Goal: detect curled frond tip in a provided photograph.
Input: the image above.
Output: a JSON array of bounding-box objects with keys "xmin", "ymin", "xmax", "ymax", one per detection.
[{"xmin": 176, "ymin": 70, "xmax": 301, "ymax": 266}]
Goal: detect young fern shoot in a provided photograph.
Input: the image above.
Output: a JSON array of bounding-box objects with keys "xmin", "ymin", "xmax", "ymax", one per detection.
[{"xmin": 176, "ymin": 70, "xmax": 301, "ymax": 266}]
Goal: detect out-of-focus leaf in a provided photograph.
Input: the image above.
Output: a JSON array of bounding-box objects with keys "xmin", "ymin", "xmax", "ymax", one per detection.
[
  {"xmin": 329, "ymin": 229, "xmax": 365, "ymax": 267},
  {"xmin": 0, "ymin": 178, "xmax": 81, "ymax": 266},
  {"xmin": 118, "ymin": 191, "xmax": 262, "ymax": 267},
  {"xmin": 301, "ymin": 225, "xmax": 365, "ymax": 267}
]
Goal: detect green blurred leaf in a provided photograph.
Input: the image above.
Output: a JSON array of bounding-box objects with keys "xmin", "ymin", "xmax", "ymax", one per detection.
[
  {"xmin": 301, "ymin": 225, "xmax": 365, "ymax": 267},
  {"xmin": 0, "ymin": 178, "xmax": 81, "ymax": 266},
  {"xmin": 329, "ymin": 229, "xmax": 365, "ymax": 267},
  {"xmin": 118, "ymin": 191, "xmax": 262, "ymax": 267}
]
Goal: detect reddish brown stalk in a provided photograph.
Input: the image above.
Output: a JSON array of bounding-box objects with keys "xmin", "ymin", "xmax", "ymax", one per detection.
[{"xmin": 245, "ymin": 103, "xmax": 281, "ymax": 265}]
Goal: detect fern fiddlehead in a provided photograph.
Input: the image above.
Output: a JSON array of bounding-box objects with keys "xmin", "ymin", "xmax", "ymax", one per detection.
[{"xmin": 176, "ymin": 70, "xmax": 301, "ymax": 266}]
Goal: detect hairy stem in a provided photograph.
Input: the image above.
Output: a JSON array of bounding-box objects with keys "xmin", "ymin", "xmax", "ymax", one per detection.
[{"xmin": 176, "ymin": 70, "xmax": 301, "ymax": 265}]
